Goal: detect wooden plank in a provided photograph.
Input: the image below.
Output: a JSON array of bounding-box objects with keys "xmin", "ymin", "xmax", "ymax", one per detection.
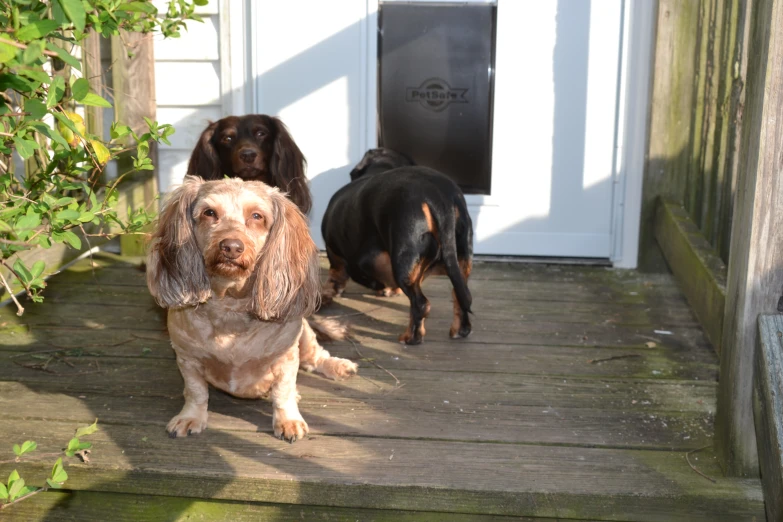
[
  {"xmin": 111, "ymin": 31, "xmax": 159, "ymax": 257},
  {"xmin": 8, "ymin": 490, "xmax": 549, "ymax": 522},
  {"xmin": 654, "ymin": 199, "xmax": 727, "ymax": 353},
  {"xmin": 753, "ymin": 314, "xmax": 783, "ymax": 521},
  {"xmin": 0, "ymin": 354, "xmax": 718, "ymax": 413},
  {"xmin": 0, "ymin": 381, "xmax": 714, "ymax": 450},
  {"xmin": 639, "ymin": 0, "xmax": 702, "ymax": 271},
  {"xmin": 0, "ymin": 419, "xmax": 764, "ymax": 521},
  {"xmin": 0, "ymin": 329, "xmax": 719, "ymax": 380},
  {"xmin": 715, "ymin": 0, "xmax": 783, "ymax": 476},
  {"xmin": 82, "ymin": 32, "xmax": 104, "ymax": 138}
]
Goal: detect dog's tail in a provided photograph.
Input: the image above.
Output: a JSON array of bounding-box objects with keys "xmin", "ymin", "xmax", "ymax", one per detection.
[
  {"xmin": 307, "ymin": 316, "xmax": 351, "ymax": 342},
  {"xmin": 437, "ymin": 202, "xmax": 472, "ymax": 315}
]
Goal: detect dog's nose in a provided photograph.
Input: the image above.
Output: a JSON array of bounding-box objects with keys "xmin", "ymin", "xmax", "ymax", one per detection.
[
  {"xmin": 239, "ymin": 149, "xmax": 257, "ymax": 164},
  {"xmin": 219, "ymin": 238, "xmax": 245, "ymax": 259}
]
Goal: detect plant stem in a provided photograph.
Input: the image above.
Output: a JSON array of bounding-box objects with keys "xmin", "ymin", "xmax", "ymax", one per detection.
[{"xmin": 0, "ymin": 266, "xmax": 24, "ymax": 316}]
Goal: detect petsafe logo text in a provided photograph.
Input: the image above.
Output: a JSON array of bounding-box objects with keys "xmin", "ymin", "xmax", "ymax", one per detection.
[{"xmin": 405, "ymin": 78, "xmax": 468, "ymax": 112}]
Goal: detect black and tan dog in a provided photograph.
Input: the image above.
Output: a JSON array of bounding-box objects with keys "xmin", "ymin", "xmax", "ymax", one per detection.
[{"xmin": 320, "ymin": 148, "xmax": 473, "ymax": 345}]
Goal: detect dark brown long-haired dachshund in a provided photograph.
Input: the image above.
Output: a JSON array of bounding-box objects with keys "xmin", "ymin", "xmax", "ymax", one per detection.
[
  {"xmin": 187, "ymin": 115, "xmax": 312, "ymax": 215},
  {"xmin": 320, "ymin": 148, "xmax": 474, "ymax": 345}
]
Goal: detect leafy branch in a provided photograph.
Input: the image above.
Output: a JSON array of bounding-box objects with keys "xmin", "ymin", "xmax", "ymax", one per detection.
[
  {"xmin": 0, "ymin": 419, "xmax": 99, "ymax": 510},
  {"xmin": 0, "ymin": 0, "xmax": 206, "ymax": 313}
]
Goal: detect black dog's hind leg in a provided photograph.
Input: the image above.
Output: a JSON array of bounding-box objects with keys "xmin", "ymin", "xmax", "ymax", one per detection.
[
  {"xmin": 321, "ymin": 249, "xmax": 349, "ymax": 306},
  {"xmin": 392, "ymin": 247, "xmax": 433, "ymax": 345}
]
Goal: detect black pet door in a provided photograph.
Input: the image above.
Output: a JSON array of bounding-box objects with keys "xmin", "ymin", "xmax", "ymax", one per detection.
[{"xmin": 377, "ymin": 0, "xmax": 497, "ymax": 195}]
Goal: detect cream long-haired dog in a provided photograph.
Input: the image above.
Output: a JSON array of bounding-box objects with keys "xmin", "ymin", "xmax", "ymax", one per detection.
[{"xmin": 146, "ymin": 175, "xmax": 357, "ymax": 442}]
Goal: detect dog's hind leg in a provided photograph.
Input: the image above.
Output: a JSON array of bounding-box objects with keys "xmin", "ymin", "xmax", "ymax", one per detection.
[
  {"xmin": 393, "ymin": 249, "xmax": 432, "ymax": 345},
  {"xmin": 298, "ymin": 319, "xmax": 358, "ymax": 380},
  {"xmin": 321, "ymin": 248, "xmax": 349, "ymax": 306}
]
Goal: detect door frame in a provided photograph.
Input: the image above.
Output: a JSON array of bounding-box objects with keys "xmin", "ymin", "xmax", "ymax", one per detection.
[{"xmin": 222, "ymin": 0, "xmax": 655, "ymax": 269}]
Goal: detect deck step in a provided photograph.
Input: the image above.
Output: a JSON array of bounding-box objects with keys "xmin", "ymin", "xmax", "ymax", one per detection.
[{"xmin": 0, "ymin": 419, "xmax": 764, "ymax": 521}]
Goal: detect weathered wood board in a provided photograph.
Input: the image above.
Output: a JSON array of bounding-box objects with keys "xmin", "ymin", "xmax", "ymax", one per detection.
[{"xmin": 754, "ymin": 314, "xmax": 783, "ymax": 521}]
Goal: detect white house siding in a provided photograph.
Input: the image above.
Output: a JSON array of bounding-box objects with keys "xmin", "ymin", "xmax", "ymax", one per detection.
[{"xmin": 152, "ymin": 0, "xmax": 223, "ymax": 193}]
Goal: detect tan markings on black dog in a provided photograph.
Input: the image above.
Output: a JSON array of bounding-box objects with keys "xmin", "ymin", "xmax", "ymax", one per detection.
[
  {"xmin": 422, "ymin": 202, "xmax": 438, "ymax": 239},
  {"xmin": 321, "ymin": 252, "xmax": 349, "ymax": 305}
]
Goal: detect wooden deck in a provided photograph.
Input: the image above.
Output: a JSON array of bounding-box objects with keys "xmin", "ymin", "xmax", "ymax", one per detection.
[{"xmin": 0, "ymin": 252, "xmax": 764, "ymax": 521}]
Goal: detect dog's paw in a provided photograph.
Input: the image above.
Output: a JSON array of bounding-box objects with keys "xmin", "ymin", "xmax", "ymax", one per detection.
[
  {"xmin": 274, "ymin": 418, "xmax": 309, "ymax": 443},
  {"xmin": 166, "ymin": 412, "xmax": 208, "ymax": 438},
  {"xmin": 399, "ymin": 324, "xmax": 425, "ymax": 345},
  {"xmin": 449, "ymin": 322, "xmax": 472, "ymax": 339},
  {"xmin": 319, "ymin": 356, "xmax": 358, "ymax": 380}
]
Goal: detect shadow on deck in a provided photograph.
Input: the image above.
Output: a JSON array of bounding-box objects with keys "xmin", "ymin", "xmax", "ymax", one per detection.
[{"xmin": 0, "ymin": 252, "xmax": 764, "ymax": 521}]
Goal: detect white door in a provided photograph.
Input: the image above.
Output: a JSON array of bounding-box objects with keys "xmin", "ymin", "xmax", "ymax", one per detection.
[
  {"xmin": 251, "ymin": 0, "xmax": 625, "ymax": 259},
  {"xmin": 479, "ymin": 1, "xmax": 624, "ymax": 258}
]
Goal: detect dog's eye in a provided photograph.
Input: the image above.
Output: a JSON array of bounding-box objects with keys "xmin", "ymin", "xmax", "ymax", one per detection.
[
  {"xmin": 204, "ymin": 209, "xmax": 217, "ymax": 218},
  {"xmin": 255, "ymin": 130, "xmax": 266, "ymax": 139},
  {"xmin": 221, "ymin": 135, "xmax": 233, "ymax": 144},
  {"xmin": 251, "ymin": 213, "xmax": 264, "ymax": 221}
]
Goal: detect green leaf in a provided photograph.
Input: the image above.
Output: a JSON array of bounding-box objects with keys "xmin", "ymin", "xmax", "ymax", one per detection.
[
  {"xmin": 8, "ymin": 477, "xmax": 24, "ymax": 501},
  {"xmin": 80, "ymin": 92, "xmax": 111, "ymax": 108},
  {"xmin": 62, "ymin": 230, "xmax": 81, "ymax": 249},
  {"xmin": 0, "ymin": 36, "xmax": 18, "ymax": 64},
  {"xmin": 16, "ymin": 20, "xmax": 60, "ymax": 42},
  {"xmin": 71, "ymin": 77, "xmax": 89, "ymax": 101},
  {"xmin": 31, "ymin": 122, "xmax": 69, "ymax": 149},
  {"xmin": 15, "ymin": 210, "xmax": 42, "ymax": 232},
  {"xmin": 19, "ymin": 440, "xmax": 37, "ymax": 455},
  {"xmin": 46, "ymin": 478, "xmax": 63, "ymax": 489},
  {"xmin": 12, "ymin": 137, "xmax": 40, "ymax": 160},
  {"xmin": 47, "ymin": 76, "xmax": 66, "ymax": 108},
  {"xmin": 50, "ymin": 457, "xmax": 68, "ymax": 483},
  {"xmin": 56, "ymin": 209, "xmax": 80, "ymax": 222},
  {"xmin": 7, "ymin": 470, "xmax": 19, "ymax": 488},
  {"xmin": 0, "ymin": 73, "xmax": 35, "ymax": 93},
  {"xmin": 74, "ymin": 419, "xmax": 98, "ymax": 438},
  {"xmin": 18, "ymin": 67, "xmax": 53, "ymax": 85},
  {"xmin": 55, "ymin": 0, "xmax": 87, "ymax": 33},
  {"xmin": 24, "ymin": 98, "xmax": 47, "ymax": 119},
  {"xmin": 56, "ymin": 197, "xmax": 75, "ymax": 207},
  {"xmin": 0, "ymin": 219, "xmax": 11, "ymax": 233},
  {"xmin": 30, "ymin": 261, "xmax": 45, "ymax": 279},
  {"xmin": 45, "ymin": 42, "xmax": 81, "ymax": 72},
  {"xmin": 193, "ymin": 0, "xmax": 209, "ymax": 5},
  {"xmin": 110, "ymin": 123, "xmax": 131, "ymax": 140},
  {"xmin": 0, "ymin": 482, "xmax": 7, "ymax": 500},
  {"xmin": 22, "ymin": 40, "xmax": 45, "ymax": 64},
  {"xmin": 12, "ymin": 444, "xmax": 21, "ymax": 456},
  {"xmin": 121, "ymin": 2, "xmax": 158, "ymax": 13},
  {"xmin": 137, "ymin": 141, "xmax": 149, "ymax": 160},
  {"xmin": 13, "ymin": 259, "xmax": 33, "ymax": 284},
  {"xmin": 78, "ymin": 211, "xmax": 95, "ymax": 223}
]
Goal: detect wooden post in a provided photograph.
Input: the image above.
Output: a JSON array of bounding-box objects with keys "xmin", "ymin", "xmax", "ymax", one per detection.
[
  {"xmin": 82, "ymin": 32, "xmax": 103, "ymax": 137},
  {"xmin": 111, "ymin": 32, "xmax": 159, "ymax": 256},
  {"xmin": 715, "ymin": 0, "xmax": 783, "ymax": 477}
]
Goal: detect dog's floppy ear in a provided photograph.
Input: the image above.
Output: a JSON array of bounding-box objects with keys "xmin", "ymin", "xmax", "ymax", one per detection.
[
  {"xmin": 146, "ymin": 176, "xmax": 212, "ymax": 308},
  {"xmin": 187, "ymin": 121, "xmax": 221, "ymax": 180},
  {"xmin": 252, "ymin": 189, "xmax": 320, "ymax": 321},
  {"xmin": 269, "ymin": 117, "xmax": 312, "ymax": 215}
]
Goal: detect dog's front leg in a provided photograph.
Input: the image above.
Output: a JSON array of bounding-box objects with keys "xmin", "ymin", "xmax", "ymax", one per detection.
[
  {"xmin": 167, "ymin": 355, "xmax": 209, "ymax": 438},
  {"xmin": 271, "ymin": 352, "xmax": 308, "ymax": 443}
]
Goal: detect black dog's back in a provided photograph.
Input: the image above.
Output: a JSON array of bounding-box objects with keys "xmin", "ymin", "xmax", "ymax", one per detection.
[{"xmin": 321, "ymin": 148, "xmax": 473, "ymax": 345}]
